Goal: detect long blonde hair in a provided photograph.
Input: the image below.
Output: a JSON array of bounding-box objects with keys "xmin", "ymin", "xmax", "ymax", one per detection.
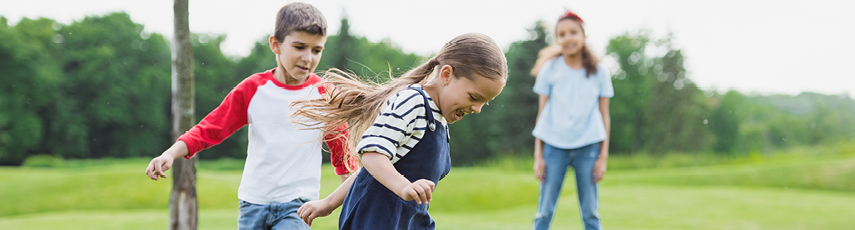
[
  {"xmin": 292, "ymin": 33, "xmax": 508, "ymax": 168},
  {"xmin": 530, "ymin": 14, "xmax": 599, "ymax": 77}
]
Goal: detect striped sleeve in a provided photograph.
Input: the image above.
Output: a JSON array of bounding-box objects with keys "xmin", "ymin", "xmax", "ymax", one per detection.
[{"xmin": 357, "ymin": 89, "xmax": 427, "ymax": 163}]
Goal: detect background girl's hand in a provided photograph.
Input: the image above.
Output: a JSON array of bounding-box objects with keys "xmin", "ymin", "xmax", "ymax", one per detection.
[
  {"xmin": 297, "ymin": 199, "xmax": 334, "ymax": 227},
  {"xmin": 399, "ymin": 179, "xmax": 435, "ymax": 205},
  {"xmin": 534, "ymin": 156, "xmax": 546, "ymax": 182},
  {"xmin": 593, "ymin": 158, "xmax": 607, "ymax": 183},
  {"xmin": 144, "ymin": 155, "xmax": 174, "ymax": 180}
]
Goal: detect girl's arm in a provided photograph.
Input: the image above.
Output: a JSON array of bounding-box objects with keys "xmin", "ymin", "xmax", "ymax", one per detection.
[
  {"xmin": 593, "ymin": 97, "xmax": 610, "ymax": 183},
  {"xmin": 297, "ymin": 151, "xmax": 435, "ymax": 226},
  {"xmin": 361, "ymin": 152, "xmax": 435, "ymax": 204},
  {"xmin": 533, "ymin": 95, "xmax": 549, "ymax": 182},
  {"xmin": 298, "ymin": 167, "xmax": 361, "ymax": 226}
]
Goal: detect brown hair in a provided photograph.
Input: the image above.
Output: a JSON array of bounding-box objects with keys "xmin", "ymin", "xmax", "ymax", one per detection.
[
  {"xmin": 273, "ymin": 3, "xmax": 327, "ymax": 43},
  {"xmin": 291, "ymin": 33, "xmax": 508, "ymax": 168},
  {"xmin": 530, "ymin": 15, "xmax": 599, "ymax": 77}
]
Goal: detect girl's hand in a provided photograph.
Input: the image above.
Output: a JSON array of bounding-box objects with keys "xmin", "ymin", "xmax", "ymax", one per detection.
[
  {"xmin": 593, "ymin": 157, "xmax": 607, "ymax": 183},
  {"xmin": 145, "ymin": 155, "xmax": 174, "ymax": 180},
  {"xmin": 534, "ymin": 155, "xmax": 546, "ymax": 182},
  {"xmin": 297, "ymin": 199, "xmax": 334, "ymax": 227},
  {"xmin": 399, "ymin": 179, "xmax": 435, "ymax": 205}
]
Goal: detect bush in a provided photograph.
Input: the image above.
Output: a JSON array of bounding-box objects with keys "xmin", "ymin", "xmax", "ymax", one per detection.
[{"xmin": 21, "ymin": 154, "xmax": 64, "ymax": 168}]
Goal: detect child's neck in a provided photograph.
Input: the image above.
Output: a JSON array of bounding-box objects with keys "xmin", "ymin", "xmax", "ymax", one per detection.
[
  {"xmin": 421, "ymin": 81, "xmax": 442, "ymax": 111},
  {"xmin": 563, "ymin": 54, "xmax": 584, "ymax": 70},
  {"xmin": 273, "ymin": 67, "xmax": 307, "ymax": 86}
]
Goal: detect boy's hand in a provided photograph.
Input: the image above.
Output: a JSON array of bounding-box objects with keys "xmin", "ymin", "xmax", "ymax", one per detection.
[
  {"xmin": 145, "ymin": 155, "xmax": 174, "ymax": 180},
  {"xmin": 399, "ymin": 179, "xmax": 435, "ymax": 205},
  {"xmin": 298, "ymin": 199, "xmax": 335, "ymax": 227}
]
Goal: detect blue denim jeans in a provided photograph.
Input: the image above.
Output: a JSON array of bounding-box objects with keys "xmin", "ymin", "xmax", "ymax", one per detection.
[
  {"xmin": 533, "ymin": 143, "xmax": 601, "ymax": 230},
  {"xmin": 238, "ymin": 199, "xmax": 310, "ymax": 230}
]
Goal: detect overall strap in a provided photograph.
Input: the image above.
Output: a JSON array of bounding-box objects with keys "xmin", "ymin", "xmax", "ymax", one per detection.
[{"xmin": 408, "ymin": 87, "xmax": 437, "ymax": 131}]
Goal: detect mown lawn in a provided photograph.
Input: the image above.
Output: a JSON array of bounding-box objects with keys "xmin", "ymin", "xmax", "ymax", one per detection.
[{"xmin": 1, "ymin": 148, "xmax": 854, "ymax": 229}]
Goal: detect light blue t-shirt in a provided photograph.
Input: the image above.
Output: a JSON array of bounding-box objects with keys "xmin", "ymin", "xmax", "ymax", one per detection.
[{"xmin": 532, "ymin": 56, "xmax": 614, "ymax": 149}]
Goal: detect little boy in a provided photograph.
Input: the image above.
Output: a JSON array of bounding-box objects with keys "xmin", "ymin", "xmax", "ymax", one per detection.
[{"xmin": 144, "ymin": 3, "xmax": 356, "ymax": 229}]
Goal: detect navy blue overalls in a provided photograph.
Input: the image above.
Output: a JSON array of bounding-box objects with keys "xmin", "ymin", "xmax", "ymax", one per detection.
[{"xmin": 339, "ymin": 87, "xmax": 451, "ymax": 230}]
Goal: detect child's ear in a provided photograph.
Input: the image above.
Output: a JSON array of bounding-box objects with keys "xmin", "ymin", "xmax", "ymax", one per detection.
[
  {"xmin": 269, "ymin": 35, "xmax": 280, "ymax": 55},
  {"xmin": 439, "ymin": 65, "xmax": 454, "ymax": 84}
]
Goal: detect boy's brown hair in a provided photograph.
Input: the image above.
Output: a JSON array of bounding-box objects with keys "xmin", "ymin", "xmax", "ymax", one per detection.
[{"xmin": 273, "ymin": 2, "xmax": 327, "ymax": 43}]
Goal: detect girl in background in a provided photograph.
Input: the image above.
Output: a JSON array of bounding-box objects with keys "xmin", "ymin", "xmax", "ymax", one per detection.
[{"xmin": 531, "ymin": 10, "xmax": 614, "ymax": 230}]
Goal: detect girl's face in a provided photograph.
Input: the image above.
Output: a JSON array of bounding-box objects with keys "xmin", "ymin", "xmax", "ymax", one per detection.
[
  {"xmin": 555, "ymin": 19, "xmax": 586, "ymax": 56},
  {"xmin": 436, "ymin": 65, "xmax": 506, "ymax": 124}
]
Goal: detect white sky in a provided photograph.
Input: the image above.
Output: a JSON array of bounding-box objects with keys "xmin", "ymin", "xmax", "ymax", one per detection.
[{"xmin": 2, "ymin": 0, "xmax": 854, "ymax": 97}]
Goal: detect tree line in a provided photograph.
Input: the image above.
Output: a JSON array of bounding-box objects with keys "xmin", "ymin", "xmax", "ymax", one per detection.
[{"xmin": 1, "ymin": 13, "xmax": 853, "ymax": 165}]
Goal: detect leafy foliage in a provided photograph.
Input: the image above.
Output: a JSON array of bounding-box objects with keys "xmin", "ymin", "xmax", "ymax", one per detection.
[
  {"xmin": 0, "ymin": 17, "xmax": 62, "ymax": 164},
  {"xmin": 1, "ymin": 13, "xmax": 854, "ymax": 165}
]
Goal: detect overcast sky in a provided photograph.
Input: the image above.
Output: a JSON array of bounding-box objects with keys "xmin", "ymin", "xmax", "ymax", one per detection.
[{"xmin": 2, "ymin": 0, "xmax": 854, "ymax": 97}]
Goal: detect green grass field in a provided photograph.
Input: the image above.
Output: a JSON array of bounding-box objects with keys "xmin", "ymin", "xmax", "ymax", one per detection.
[{"xmin": 1, "ymin": 145, "xmax": 854, "ymax": 229}]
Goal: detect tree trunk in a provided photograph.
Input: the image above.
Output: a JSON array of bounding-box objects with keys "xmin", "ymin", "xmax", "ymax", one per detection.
[{"xmin": 170, "ymin": 0, "xmax": 197, "ymax": 229}]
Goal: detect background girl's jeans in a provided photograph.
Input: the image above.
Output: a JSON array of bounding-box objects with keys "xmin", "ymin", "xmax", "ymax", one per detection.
[
  {"xmin": 238, "ymin": 198, "xmax": 309, "ymax": 230},
  {"xmin": 533, "ymin": 143, "xmax": 601, "ymax": 230}
]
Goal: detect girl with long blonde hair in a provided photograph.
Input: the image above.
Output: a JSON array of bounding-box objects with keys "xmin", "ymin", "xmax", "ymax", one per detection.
[{"xmin": 293, "ymin": 33, "xmax": 508, "ymax": 230}]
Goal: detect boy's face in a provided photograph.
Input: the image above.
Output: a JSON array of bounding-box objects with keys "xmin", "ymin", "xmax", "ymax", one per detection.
[
  {"xmin": 269, "ymin": 31, "xmax": 327, "ymax": 84},
  {"xmin": 436, "ymin": 65, "xmax": 506, "ymax": 124}
]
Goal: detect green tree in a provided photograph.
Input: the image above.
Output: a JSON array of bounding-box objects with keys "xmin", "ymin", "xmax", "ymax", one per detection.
[
  {"xmin": 492, "ymin": 21, "xmax": 548, "ymax": 155},
  {"xmin": 0, "ymin": 17, "xmax": 62, "ymax": 164},
  {"xmin": 329, "ymin": 16, "xmax": 358, "ymax": 73},
  {"xmin": 351, "ymin": 36, "xmax": 423, "ymax": 80},
  {"xmin": 7, "ymin": 13, "xmax": 852, "ymax": 164},
  {"xmin": 606, "ymin": 31, "xmax": 654, "ymax": 153},
  {"xmin": 235, "ymin": 37, "xmax": 276, "ymax": 78},
  {"xmin": 709, "ymin": 90, "xmax": 745, "ymax": 153},
  {"xmin": 318, "ymin": 16, "xmax": 423, "ymax": 81},
  {"xmin": 643, "ymin": 35, "xmax": 712, "ymax": 153},
  {"xmin": 740, "ymin": 92, "xmax": 855, "ymax": 151},
  {"xmin": 52, "ymin": 12, "xmax": 171, "ymax": 158}
]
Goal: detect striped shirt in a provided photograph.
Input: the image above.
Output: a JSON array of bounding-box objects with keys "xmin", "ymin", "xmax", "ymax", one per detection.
[{"xmin": 357, "ymin": 85, "xmax": 448, "ymax": 164}]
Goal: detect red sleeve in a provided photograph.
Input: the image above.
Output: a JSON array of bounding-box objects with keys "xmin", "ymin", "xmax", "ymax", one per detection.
[
  {"xmin": 177, "ymin": 81, "xmax": 252, "ymax": 159},
  {"xmin": 317, "ymin": 81, "xmax": 358, "ymax": 174},
  {"xmin": 325, "ymin": 122, "xmax": 357, "ymax": 175}
]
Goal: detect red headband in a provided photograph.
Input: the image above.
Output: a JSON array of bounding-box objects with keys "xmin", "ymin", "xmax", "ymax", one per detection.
[{"xmin": 560, "ymin": 11, "xmax": 584, "ymax": 24}]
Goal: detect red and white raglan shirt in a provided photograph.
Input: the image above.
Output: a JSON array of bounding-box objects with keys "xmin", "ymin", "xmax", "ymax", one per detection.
[{"xmin": 177, "ymin": 68, "xmax": 357, "ymax": 205}]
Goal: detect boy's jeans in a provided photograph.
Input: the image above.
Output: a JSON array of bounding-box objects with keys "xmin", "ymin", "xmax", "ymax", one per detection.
[
  {"xmin": 238, "ymin": 198, "xmax": 310, "ymax": 230},
  {"xmin": 533, "ymin": 143, "xmax": 601, "ymax": 230}
]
